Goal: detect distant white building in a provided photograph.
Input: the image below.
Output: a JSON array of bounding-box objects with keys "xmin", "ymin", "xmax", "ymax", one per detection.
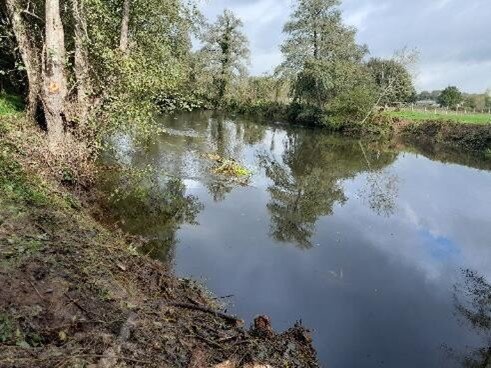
[{"xmin": 415, "ymin": 100, "xmax": 440, "ymax": 107}]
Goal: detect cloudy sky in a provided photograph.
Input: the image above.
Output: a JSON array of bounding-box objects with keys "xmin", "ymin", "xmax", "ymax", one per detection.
[{"xmin": 199, "ymin": 0, "xmax": 491, "ymax": 93}]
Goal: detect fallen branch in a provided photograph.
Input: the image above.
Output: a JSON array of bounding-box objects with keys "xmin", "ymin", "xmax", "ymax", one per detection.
[{"xmin": 168, "ymin": 302, "xmax": 243, "ymax": 325}]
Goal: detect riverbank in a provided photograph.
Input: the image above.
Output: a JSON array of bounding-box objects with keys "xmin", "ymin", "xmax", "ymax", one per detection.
[
  {"xmin": 225, "ymin": 102, "xmax": 491, "ymax": 153},
  {"xmin": 0, "ymin": 113, "xmax": 318, "ymax": 367}
]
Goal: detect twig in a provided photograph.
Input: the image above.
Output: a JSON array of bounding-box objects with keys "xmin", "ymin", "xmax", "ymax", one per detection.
[
  {"xmin": 21, "ymin": 10, "xmax": 44, "ymax": 22},
  {"xmin": 213, "ymin": 294, "xmax": 235, "ymax": 300},
  {"xmin": 28, "ymin": 280, "xmax": 44, "ymax": 301},
  {"xmin": 64, "ymin": 292, "xmax": 103, "ymax": 321},
  {"xmin": 167, "ymin": 302, "xmax": 242, "ymax": 325},
  {"xmin": 192, "ymin": 333, "xmax": 224, "ymax": 350}
]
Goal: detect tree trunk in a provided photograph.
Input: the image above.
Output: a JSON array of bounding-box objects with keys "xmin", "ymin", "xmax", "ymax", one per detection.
[
  {"xmin": 73, "ymin": 0, "xmax": 90, "ymax": 125},
  {"xmin": 5, "ymin": 0, "xmax": 41, "ymax": 121},
  {"xmin": 42, "ymin": 0, "xmax": 68, "ymax": 150},
  {"xmin": 119, "ymin": 0, "xmax": 130, "ymax": 52},
  {"xmin": 313, "ymin": 30, "xmax": 319, "ymax": 60}
]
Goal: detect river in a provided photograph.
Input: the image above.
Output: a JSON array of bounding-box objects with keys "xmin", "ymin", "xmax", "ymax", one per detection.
[{"xmin": 101, "ymin": 111, "xmax": 491, "ymax": 368}]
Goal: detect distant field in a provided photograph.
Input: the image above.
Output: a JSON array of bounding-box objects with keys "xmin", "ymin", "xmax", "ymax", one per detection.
[
  {"xmin": 386, "ymin": 109, "xmax": 491, "ymax": 125},
  {"xmin": 0, "ymin": 93, "xmax": 24, "ymax": 116}
]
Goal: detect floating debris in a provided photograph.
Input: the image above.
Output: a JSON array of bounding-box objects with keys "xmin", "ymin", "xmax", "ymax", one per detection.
[{"xmin": 204, "ymin": 153, "xmax": 252, "ymax": 183}]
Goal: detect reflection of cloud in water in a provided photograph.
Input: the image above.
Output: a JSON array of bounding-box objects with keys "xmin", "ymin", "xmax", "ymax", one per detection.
[{"xmin": 343, "ymin": 153, "xmax": 491, "ymax": 282}]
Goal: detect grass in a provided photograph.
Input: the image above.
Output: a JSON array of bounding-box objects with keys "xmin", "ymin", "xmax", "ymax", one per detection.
[
  {"xmin": 386, "ymin": 109, "xmax": 491, "ymax": 125},
  {"xmin": 0, "ymin": 148, "xmax": 49, "ymax": 207},
  {"xmin": 0, "ymin": 93, "xmax": 24, "ymax": 117}
]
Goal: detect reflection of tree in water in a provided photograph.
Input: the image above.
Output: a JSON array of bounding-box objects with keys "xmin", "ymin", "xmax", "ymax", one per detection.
[
  {"xmin": 359, "ymin": 169, "xmax": 399, "ymax": 217},
  {"xmin": 205, "ymin": 115, "xmax": 267, "ymax": 202},
  {"xmin": 262, "ymin": 156, "xmax": 346, "ymax": 248},
  {"xmin": 207, "ymin": 180, "xmax": 234, "ymax": 202},
  {"xmin": 104, "ymin": 169, "xmax": 203, "ymax": 262},
  {"xmin": 237, "ymin": 119, "xmax": 268, "ymax": 146},
  {"xmin": 450, "ymin": 269, "xmax": 491, "ymax": 367},
  {"xmin": 261, "ymin": 134, "xmax": 397, "ymax": 248},
  {"xmin": 357, "ymin": 142, "xmax": 399, "ymax": 217}
]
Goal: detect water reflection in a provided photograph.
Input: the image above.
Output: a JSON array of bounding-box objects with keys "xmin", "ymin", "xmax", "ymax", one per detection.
[
  {"xmin": 449, "ymin": 270, "xmax": 491, "ymax": 367},
  {"xmin": 100, "ymin": 167, "xmax": 203, "ymax": 259},
  {"xmin": 100, "ymin": 111, "xmax": 491, "ymax": 368},
  {"xmin": 260, "ymin": 135, "xmax": 398, "ymax": 247}
]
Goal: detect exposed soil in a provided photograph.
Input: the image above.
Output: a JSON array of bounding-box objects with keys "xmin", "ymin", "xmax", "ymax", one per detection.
[
  {"xmin": 0, "ymin": 117, "xmax": 319, "ymax": 367},
  {"xmin": 393, "ymin": 118, "xmax": 491, "ymax": 152}
]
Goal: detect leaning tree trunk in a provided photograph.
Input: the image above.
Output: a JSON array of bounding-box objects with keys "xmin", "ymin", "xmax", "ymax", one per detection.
[
  {"xmin": 119, "ymin": 0, "xmax": 130, "ymax": 52},
  {"xmin": 42, "ymin": 0, "xmax": 68, "ymax": 150},
  {"xmin": 73, "ymin": 0, "xmax": 91, "ymax": 126},
  {"xmin": 5, "ymin": 0, "xmax": 42, "ymax": 121}
]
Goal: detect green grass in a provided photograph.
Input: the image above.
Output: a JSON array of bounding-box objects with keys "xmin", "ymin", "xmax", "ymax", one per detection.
[
  {"xmin": 0, "ymin": 93, "xmax": 24, "ymax": 117},
  {"xmin": 386, "ymin": 109, "xmax": 491, "ymax": 125},
  {"xmin": 0, "ymin": 150, "xmax": 48, "ymax": 206}
]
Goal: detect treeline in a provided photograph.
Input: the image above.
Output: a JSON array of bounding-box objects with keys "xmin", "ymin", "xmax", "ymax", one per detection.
[
  {"xmin": 0, "ymin": 0, "xmax": 419, "ymax": 156},
  {"xmin": 182, "ymin": 0, "xmax": 419, "ymax": 129},
  {"xmin": 417, "ymin": 88, "xmax": 491, "ymax": 110}
]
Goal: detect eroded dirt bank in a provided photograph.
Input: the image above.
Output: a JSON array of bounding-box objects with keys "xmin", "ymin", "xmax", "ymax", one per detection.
[{"xmin": 0, "ymin": 117, "xmax": 319, "ymax": 368}]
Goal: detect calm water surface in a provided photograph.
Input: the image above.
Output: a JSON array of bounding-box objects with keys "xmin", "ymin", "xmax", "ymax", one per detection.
[{"xmin": 102, "ymin": 112, "xmax": 491, "ymax": 368}]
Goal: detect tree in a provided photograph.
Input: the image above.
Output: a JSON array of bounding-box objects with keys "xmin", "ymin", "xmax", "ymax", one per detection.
[
  {"xmin": 438, "ymin": 86, "xmax": 462, "ymax": 108},
  {"xmin": 485, "ymin": 89, "xmax": 491, "ymax": 110},
  {"xmin": 279, "ymin": 0, "xmax": 366, "ymax": 74},
  {"xmin": 42, "ymin": 0, "xmax": 69, "ymax": 149},
  {"xmin": 367, "ymin": 57, "xmax": 416, "ymax": 105},
  {"xmin": 3, "ymin": 0, "xmax": 200, "ymax": 155},
  {"xmin": 200, "ymin": 9, "xmax": 249, "ymax": 104},
  {"xmin": 278, "ymin": 0, "xmax": 369, "ymax": 110}
]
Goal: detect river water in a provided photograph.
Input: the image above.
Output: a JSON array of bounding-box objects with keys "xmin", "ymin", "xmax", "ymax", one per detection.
[{"xmin": 102, "ymin": 111, "xmax": 491, "ymax": 368}]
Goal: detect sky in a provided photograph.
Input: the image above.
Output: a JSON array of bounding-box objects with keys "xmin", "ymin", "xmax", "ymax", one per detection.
[{"xmin": 199, "ymin": 0, "xmax": 491, "ymax": 93}]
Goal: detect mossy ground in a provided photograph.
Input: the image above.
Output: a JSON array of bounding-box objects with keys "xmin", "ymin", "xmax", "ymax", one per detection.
[{"xmin": 0, "ymin": 111, "xmax": 318, "ymax": 367}]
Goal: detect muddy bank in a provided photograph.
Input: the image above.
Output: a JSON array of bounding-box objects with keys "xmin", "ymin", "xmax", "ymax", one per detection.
[
  {"xmin": 394, "ymin": 119, "xmax": 491, "ymax": 153},
  {"xmin": 0, "ymin": 117, "xmax": 319, "ymax": 367}
]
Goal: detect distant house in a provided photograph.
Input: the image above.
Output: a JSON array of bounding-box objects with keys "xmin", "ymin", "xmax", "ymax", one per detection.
[{"xmin": 415, "ymin": 99, "xmax": 440, "ymax": 107}]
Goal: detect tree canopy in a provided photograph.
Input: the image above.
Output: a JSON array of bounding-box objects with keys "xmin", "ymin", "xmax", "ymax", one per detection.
[
  {"xmin": 199, "ymin": 9, "xmax": 249, "ymax": 104},
  {"xmin": 277, "ymin": 0, "xmax": 374, "ymax": 117},
  {"xmin": 438, "ymin": 86, "xmax": 463, "ymax": 108},
  {"xmin": 367, "ymin": 58, "xmax": 416, "ymax": 105}
]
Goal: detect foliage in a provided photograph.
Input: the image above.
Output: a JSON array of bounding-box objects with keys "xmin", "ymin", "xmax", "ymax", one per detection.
[
  {"xmin": 438, "ymin": 86, "xmax": 463, "ymax": 108},
  {"xmin": 367, "ymin": 58, "xmax": 416, "ymax": 105},
  {"xmin": 486, "ymin": 90, "xmax": 491, "ymax": 109},
  {"xmin": 199, "ymin": 9, "xmax": 250, "ymax": 104},
  {"xmin": 0, "ymin": 93, "xmax": 23, "ymax": 116},
  {"xmin": 277, "ymin": 0, "xmax": 375, "ymax": 122},
  {"xmin": 278, "ymin": 0, "xmax": 366, "ymax": 77},
  {"xmin": 155, "ymin": 91, "xmax": 209, "ymax": 113},
  {"xmin": 83, "ymin": 0, "xmax": 200, "ymax": 140}
]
